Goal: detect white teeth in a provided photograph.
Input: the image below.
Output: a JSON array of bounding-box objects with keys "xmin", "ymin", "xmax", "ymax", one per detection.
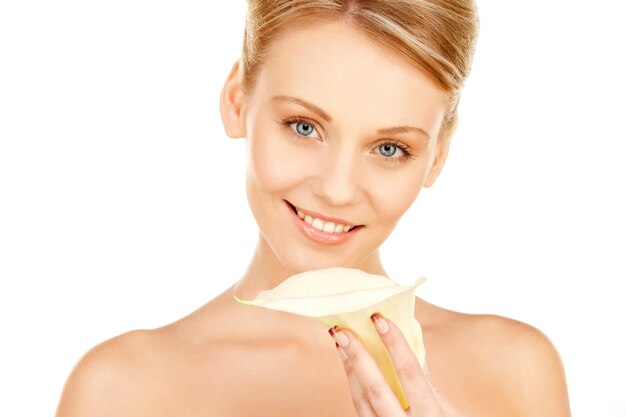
[
  {"xmin": 312, "ymin": 218, "xmax": 324, "ymax": 231},
  {"xmin": 296, "ymin": 208, "xmax": 355, "ymax": 234}
]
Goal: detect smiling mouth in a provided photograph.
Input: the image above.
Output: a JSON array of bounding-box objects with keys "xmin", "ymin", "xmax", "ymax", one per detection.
[{"xmin": 285, "ymin": 200, "xmax": 364, "ymax": 232}]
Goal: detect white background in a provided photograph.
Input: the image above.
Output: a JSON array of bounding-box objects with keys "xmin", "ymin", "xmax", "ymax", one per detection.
[{"xmin": 1, "ymin": 1, "xmax": 624, "ymax": 416}]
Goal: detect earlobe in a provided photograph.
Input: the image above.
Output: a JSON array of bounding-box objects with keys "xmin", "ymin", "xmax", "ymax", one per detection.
[{"xmin": 220, "ymin": 59, "xmax": 247, "ymax": 139}]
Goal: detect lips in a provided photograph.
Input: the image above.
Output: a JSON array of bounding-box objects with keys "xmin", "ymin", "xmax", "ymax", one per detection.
[
  {"xmin": 286, "ymin": 200, "xmax": 364, "ymax": 245},
  {"xmin": 285, "ymin": 200, "xmax": 362, "ymax": 228}
]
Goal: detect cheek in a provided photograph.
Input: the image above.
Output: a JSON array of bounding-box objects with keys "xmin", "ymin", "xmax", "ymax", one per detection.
[
  {"xmin": 367, "ymin": 167, "xmax": 428, "ymax": 223},
  {"xmin": 247, "ymin": 123, "xmax": 310, "ymax": 193}
]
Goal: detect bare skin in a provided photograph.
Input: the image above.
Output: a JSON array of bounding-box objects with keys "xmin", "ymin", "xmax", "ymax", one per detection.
[
  {"xmin": 55, "ymin": 240, "xmax": 570, "ymax": 417},
  {"xmin": 56, "ymin": 20, "xmax": 570, "ymax": 416}
]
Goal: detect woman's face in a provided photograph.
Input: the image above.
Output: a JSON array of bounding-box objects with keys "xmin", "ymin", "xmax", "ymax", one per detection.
[{"xmin": 222, "ymin": 20, "xmax": 450, "ymax": 275}]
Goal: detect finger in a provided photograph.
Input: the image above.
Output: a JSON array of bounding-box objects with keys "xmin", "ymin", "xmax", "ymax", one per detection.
[
  {"xmin": 370, "ymin": 312, "xmax": 444, "ymax": 416},
  {"xmin": 334, "ymin": 341, "xmax": 378, "ymax": 417},
  {"xmin": 341, "ymin": 358, "xmax": 379, "ymax": 417},
  {"xmin": 329, "ymin": 326, "xmax": 406, "ymax": 417}
]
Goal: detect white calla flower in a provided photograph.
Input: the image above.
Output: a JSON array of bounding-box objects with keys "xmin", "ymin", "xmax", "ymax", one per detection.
[{"xmin": 233, "ymin": 266, "xmax": 427, "ymax": 410}]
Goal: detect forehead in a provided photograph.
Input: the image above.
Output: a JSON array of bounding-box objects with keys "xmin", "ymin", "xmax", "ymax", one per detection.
[{"xmin": 254, "ymin": 20, "xmax": 448, "ymax": 131}]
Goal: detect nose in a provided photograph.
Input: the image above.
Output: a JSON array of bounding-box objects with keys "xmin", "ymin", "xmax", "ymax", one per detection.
[{"xmin": 313, "ymin": 143, "xmax": 363, "ymax": 207}]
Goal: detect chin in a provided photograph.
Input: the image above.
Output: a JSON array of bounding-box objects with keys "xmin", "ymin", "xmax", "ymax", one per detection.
[
  {"xmin": 274, "ymin": 243, "xmax": 374, "ymax": 276},
  {"xmin": 279, "ymin": 255, "xmax": 345, "ymax": 275}
]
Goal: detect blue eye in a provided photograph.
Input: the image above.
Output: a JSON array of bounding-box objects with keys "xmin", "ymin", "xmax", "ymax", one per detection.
[
  {"xmin": 295, "ymin": 121, "xmax": 315, "ymax": 136},
  {"xmin": 374, "ymin": 141, "xmax": 416, "ymax": 165},
  {"xmin": 379, "ymin": 143, "xmax": 401, "ymax": 158},
  {"xmin": 282, "ymin": 117, "xmax": 320, "ymax": 138}
]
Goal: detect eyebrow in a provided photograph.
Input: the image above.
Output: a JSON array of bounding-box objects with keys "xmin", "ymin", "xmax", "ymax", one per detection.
[
  {"xmin": 271, "ymin": 95, "xmax": 430, "ymax": 140},
  {"xmin": 272, "ymin": 95, "xmax": 333, "ymax": 122}
]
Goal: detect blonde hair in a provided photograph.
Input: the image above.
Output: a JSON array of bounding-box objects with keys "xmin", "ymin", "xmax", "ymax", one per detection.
[{"xmin": 240, "ymin": 0, "xmax": 480, "ymax": 144}]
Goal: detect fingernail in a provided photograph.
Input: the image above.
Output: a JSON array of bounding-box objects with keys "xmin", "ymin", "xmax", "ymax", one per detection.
[
  {"xmin": 370, "ymin": 312, "xmax": 389, "ymax": 334},
  {"xmin": 328, "ymin": 325, "xmax": 349, "ymax": 347}
]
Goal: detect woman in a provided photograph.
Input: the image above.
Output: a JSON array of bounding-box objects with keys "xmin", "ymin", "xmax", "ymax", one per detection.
[{"xmin": 56, "ymin": 1, "xmax": 570, "ymax": 416}]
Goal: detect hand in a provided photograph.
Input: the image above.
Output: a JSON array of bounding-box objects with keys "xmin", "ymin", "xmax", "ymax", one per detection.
[{"xmin": 328, "ymin": 312, "xmax": 464, "ymax": 417}]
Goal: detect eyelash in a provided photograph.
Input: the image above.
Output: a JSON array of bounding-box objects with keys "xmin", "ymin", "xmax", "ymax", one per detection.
[{"xmin": 280, "ymin": 116, "xmax": 417, "ymax": 165}]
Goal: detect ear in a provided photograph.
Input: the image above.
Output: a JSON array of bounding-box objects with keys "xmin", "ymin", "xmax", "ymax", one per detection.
[
  {"xmin": 423, "ymin": 138, "xmax": 451, "ymax": 188},
  {"xmin": 220, "ymin": 59, "xmax": 247, "ymax": 139},
  {"xmin": 424, "ymin": 114, "xmax": 458, "ymax": 188}
]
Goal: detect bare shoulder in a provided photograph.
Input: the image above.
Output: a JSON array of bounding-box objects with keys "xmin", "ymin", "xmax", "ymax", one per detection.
[
  {"xmin": 418, "ymin": 300, "xmax": 571, "ymax": 416},
  {"xmin": 54, "ymin": 295, "xmax": 231, "ymax": 417},
  {"xmin": 55, "ymin": 328, "xmax": 165, "ymax": 417},
  {"xmin": 472, "ymin": 314, "xmax": 571, "ymax": 416}
]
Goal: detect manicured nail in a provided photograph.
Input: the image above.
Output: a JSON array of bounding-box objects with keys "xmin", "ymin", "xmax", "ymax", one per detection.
[
  {"xmin": 370, "ymin": 312, "xmax": 389, "ymax": 334},
  {"xmin": 328, "ymin": 325, "xmax": 349, "ymax": 347}
]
